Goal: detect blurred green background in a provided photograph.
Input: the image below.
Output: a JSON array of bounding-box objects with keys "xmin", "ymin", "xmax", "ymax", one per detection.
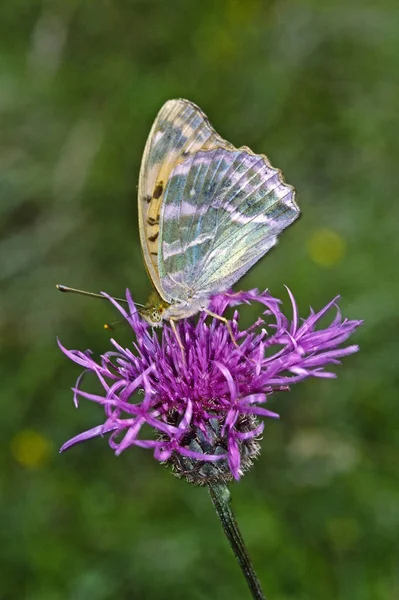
[{"xmin": 1, "ymin": 0, "xmax": 398, "ymax": 598}]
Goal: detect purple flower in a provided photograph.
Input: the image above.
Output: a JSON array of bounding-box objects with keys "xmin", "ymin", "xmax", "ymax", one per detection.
[{"xmin": 59, "ymin": 288, "xmax": 362, "ymax": 482}]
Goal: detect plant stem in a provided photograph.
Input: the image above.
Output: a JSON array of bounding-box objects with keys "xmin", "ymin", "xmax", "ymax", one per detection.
[{"xmin": 208, "ymin": 482, "xmax": 266, "ymax": 600}]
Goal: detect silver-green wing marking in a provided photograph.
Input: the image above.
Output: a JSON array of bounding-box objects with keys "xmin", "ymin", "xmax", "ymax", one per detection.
[
  {"xmin": 158, "ymin": 147, "xmax": 299, "ymax": 303},
  {"xmin": 138, "ymin": 99, "xmax": 233, "ymax": 298}
]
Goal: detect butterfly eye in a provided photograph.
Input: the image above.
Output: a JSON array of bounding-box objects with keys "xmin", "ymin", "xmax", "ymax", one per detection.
[{"xmin": 151, "ymin": 310, "xmax": 162, "ymax": 323}]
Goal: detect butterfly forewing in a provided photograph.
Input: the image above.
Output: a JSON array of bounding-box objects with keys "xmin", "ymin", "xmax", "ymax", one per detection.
[{"xmin": 138, "ymin": 99, "xmax": 233, "ymax": 299}]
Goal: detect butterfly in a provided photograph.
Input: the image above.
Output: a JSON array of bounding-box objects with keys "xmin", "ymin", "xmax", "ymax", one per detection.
[{"xmin": 137, "ymin": 99, "xmax": 300, "ymax": 327}]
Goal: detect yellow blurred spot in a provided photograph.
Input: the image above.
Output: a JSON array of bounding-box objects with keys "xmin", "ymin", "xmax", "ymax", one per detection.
[
  {"xmin": 307, "ymin": 229, "xmax": 346, "ymax": 267},
  {"xmin": 326, "ymin": 517, "xmax": 360, "ymax": 550},
  {"xmin": 11, "ymin": 429, "xmax": 52, "ymax": 468}
]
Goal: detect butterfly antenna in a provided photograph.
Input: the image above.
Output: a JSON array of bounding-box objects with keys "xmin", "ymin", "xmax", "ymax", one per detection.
[
  {"xmin": 103, "ymin": 309, "xmax": 146, "ymax": 330},
  {"xmin": 56, "ymin": 284, "xmax": 128, "ymax": 304},
  {"xmin": 56, "ymin": 284, "xmax": 146, "ymax": 308},
  {"xmin": 104, "ymin": 320, "xmax": 122, "ymax": 331}
]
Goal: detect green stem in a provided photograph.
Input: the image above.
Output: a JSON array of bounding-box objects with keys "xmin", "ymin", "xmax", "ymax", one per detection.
[{"xmin": 208, "ymin": 483, "xmax": 266, "ymax": 600}]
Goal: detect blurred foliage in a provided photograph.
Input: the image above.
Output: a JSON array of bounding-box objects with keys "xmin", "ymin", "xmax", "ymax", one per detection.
[{"xmin": 1, "ymin": 0, "xmax": 398, "ymax": 598}]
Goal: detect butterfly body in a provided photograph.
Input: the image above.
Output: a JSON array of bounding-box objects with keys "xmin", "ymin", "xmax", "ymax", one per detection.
[
  {"xmin": 138, "ymin": 99, "xmax": 300, "ymax": 325},
  {"xmin": 140, "ymin": 290, "xmax": 209, "ymax": 326}
]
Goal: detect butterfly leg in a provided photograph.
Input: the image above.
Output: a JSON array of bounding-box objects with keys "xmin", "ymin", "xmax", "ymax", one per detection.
[
  {"xmin": 203, "ymin": 309, "xmax": 239, "ymax": 347},
  {"xmin": 169, "ymin": 319, "xmax": 186, "ymax": 360}
]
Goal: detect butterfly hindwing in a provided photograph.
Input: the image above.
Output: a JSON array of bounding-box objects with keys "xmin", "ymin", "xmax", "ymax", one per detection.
[
  {"xmin": 138, "ymin": 99, "xmax": 233, "ymax": 299},
  {"xmin": 158, "ymin": 146, "xmax": 299, "ymax": 301}
]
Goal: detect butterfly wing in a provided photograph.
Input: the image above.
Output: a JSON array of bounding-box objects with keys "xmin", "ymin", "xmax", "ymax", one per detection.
[
  {"xmin": 138, "ymin": 99, "xmax": 233, "ymax": 299},
  {"xmin": 158, "ymin": 146, "xmax": 300, "ymax": 301}
]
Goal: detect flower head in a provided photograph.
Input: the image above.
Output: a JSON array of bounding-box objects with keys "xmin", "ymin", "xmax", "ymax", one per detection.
[{"xmin": 59, "ymin": 288, "xmax": 362, "ymax": 482}]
